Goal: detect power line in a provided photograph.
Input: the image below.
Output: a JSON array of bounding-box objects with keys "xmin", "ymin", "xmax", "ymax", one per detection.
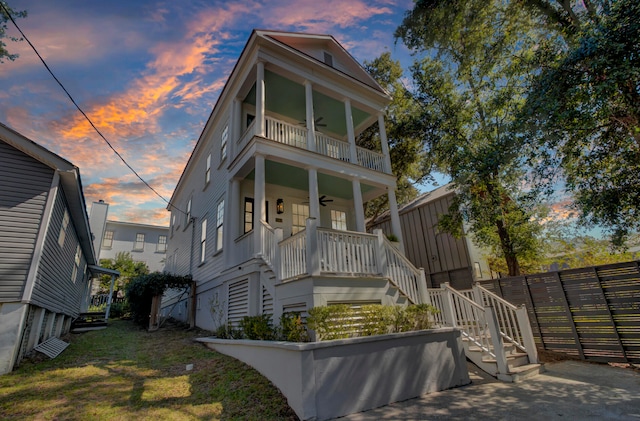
[{"xmin": 1, "ymin": 2, "xmax": 185, "ymax": 215}]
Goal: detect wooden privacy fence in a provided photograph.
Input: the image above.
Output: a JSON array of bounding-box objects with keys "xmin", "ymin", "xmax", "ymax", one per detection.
[{"xmin": 479, "ymin": 261, "xmax": 640, "ymax": 364}]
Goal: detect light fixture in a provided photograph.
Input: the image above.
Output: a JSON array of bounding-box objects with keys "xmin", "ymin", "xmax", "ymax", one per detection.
[{"xmin": 276, "ymin": 198, "xmax": 284, "ymax": 214}]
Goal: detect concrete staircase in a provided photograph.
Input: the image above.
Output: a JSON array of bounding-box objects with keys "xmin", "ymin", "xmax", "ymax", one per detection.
[{"xmin": 429, "ymin": 283, "xmax": 544, "ymax": 382}]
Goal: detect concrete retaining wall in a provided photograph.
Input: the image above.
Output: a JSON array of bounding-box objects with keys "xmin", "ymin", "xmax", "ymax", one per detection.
[{"xmin": 197, "ymin": 327, "xmax": 470, "ymax": 420}]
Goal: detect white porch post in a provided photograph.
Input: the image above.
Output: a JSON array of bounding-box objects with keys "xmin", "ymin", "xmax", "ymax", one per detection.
[
  {"xmin": 352, "ymin": 179, "xmax": 366, "ymax": 232},
  {"xmin": 105, "ymin": 274, "xmax": 116, "ymax": 321},
  {"xmin": 224, "ymin": 178, "xmax": 240, "ymax": 267},
  {"xmin": 304, "ymin": 80, "xmax": 316, "ymax": 152},
  {"xmin": 344, "ymin": 98, "xmax": 358, "ymax": 165},
  {"xmin": 387, "ymin": 188, "xmax": 405, "ymax": 253},
  {"xmin": 256, "ymin": 61, "xmax": 265, "ymax": 137},
  {"xmin": 254, "ymin": 155, "xmax": 266, "ymax": 255},
  {"xmin": 305, "ymin": 217, "xmax": 320, "ymax": 276},
  {"xmin": 231, "ymin": 98, "xmax": 241, "ymax": 158},
  {"xmin": 308, "ymin": 168, "xmax": 320, "ymax": 220},
  {"xmin": 378, "ymin": 113, "xmax": 392, "ymax": 174}
]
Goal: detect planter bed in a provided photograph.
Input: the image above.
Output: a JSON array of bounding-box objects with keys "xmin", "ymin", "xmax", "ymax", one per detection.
[{"xmin": 197, "ymin": 327, "xmax": 470, "ymax": 420}]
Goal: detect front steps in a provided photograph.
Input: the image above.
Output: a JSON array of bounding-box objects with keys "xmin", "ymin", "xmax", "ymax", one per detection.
[{"xmin": 462, "ymin": 331, "xmax": 544, "ymax": 382}]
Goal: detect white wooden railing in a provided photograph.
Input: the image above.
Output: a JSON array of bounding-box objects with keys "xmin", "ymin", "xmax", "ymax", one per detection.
[
  {"xmin": 275, "ymin": 220, "xmax": 426, "ymax": 305},
  {"xmin": 279, "ymin": 230, "xmax": 307, "ymax": 280},
  {"xmin": 233, "ymin": 231, "xmax": 254, "ymax": 266},
  {"xmin": 316, "ymin": 133, "xmax": 350, "ymax": 161},
  {"xmin": 265, "ymin": 116, "xmax": 307, "ymax": 149},
  {"xmin": 259, "ymin": 220, "xmax": 282, "ymax": 273},
  {"xmin": 472, "ymin": 283, "xmax": 538, "ymax": 362},
  {"xmin": 317, "ymin": 228, "xmax": 378, "ymax": 275},
  {"xmin": 235, "ymin": 115, "xmax": 388, "ymax": 173}
]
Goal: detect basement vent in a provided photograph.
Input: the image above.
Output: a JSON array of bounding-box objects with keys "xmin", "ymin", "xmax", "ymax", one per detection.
[
  {"xmin": 228, "ymin": 279, "xmax": 249, "ymax": 327},
  {"xmin": 34, "ymin": 337, "xmax": 69, "ymax": 359}
]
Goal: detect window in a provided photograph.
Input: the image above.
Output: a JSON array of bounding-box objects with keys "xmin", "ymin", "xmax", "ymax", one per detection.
[
  {"xmin": 134, "ymin": 233, "xmax": 145, "ymax": 251},
  {"xmin": 216, "ymin": 200, "xmax": 224, "ymax": 251},
  {"xmin": 243, "ymin": 198, "xmax": 269, "ymax": 234},
  {"xmin": 246, "ymin": 114, "xmax": 255, "ymax": 128},
  {"xmin": 221, "ymin": 124, "xmax": 229, "ymax": 162},
  {"xmin": 200, "ymin": 219, "xmax": 207, "ymax": 263},
  {"xmin": 102, "ymin": 230, "xmax": 114, "ymax": 248},
  {"xmin": 292, "ymin": 203, "xmax": 309, "ymax": 234},
  {"xmin": 58, "ymin": 210, "xmax": 69, "ymax": 247},
  {"xmin": 323, "ymin": 52, "xmax": 333, "ymax": 66},
  {"xmin": 331, "ymin": 210, "xmax": 347, "ymax": 231},
  {"xmin": 157, "ymin": 235, "xmax": 167, "ymax": 252},
  {"xmin": 205, "ymin": 153, "xmax": 211, "ymax": 184},
  {"xmin": 185, "ymin": 199, "xmax": 192, "ymax": 225},
  {"xmin": 72, "ymin": 245, "xmax": 81, "ymax": 283}
]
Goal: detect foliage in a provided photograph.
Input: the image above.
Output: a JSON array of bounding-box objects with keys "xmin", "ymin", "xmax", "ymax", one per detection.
[
  {"xmin": 108, "ymin": 301, "xmax": 130, "ymax": 318},
  {"xmin": 359, "ymin": 52, "xmax": 426, "ymax": 223},
  {"xmin": 396, "ymin": 0, "xmax": 546, "ymax": 275},
  {"xmin": 521, "ymin": 0, "xmax": 640, "ymax": 246},
  {"xmin": 307, "ymin": 304, "xmax": 439, "ymax": 341},
  {"xmin": 279, "ymin": 312, "xmax": 309, "ymax": 342},
  {"xmin": 238, "ymin": 314, "xmax": 276, "ymax": 340},
  {"xmin": 3, "ymin": 319, "xmax": 297, "ymax": 420},
  {"xmin": 0, "ymin": 1, "xmax": 27, "ymax": 63},
  {"xmin": 214, "ymin": 323, "xmax": 242, "ymax": 339},
  {"xmin": 99, "ymin": 252, "xmax": 149, "ymax": 293},
  {"xmin": 124, "ymin": 272, "xmax": 192, "ymax": 326}
]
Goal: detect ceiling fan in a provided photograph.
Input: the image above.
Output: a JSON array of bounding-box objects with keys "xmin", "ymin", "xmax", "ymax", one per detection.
[
  {"xmin": 299, "ymin": 116, "xmax": 327, "ymax": 127},
  {"xmin": 303, "ymin": 195, "xmax": 334, "ymax": 206}
]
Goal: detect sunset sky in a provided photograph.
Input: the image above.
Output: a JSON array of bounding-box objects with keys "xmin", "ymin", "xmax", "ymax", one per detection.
[{"xmin": 1, "ymin": 0, "xmax": 424, "ymax": 226}]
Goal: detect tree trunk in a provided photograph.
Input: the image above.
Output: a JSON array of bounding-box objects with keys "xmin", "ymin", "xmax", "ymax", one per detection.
[{"xmin": 495, "ymin": 218, "xmax": 521, "ymax": 276}]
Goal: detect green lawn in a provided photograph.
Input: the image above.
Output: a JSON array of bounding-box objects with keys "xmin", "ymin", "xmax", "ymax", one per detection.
[{"xmin": 0, "ymin": 319, "xmax": 297, "ymax": 420}]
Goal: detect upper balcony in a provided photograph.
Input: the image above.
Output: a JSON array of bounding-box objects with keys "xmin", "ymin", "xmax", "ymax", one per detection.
[
  {"xmin": 236, "ymin": 115, "xmax": 388, "ymax": 173},
  {"xmin": 230, "ymin": 64, "xmax": 392, "ymax": 175}
]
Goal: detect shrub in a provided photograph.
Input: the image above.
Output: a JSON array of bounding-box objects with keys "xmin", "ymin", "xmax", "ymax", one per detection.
[
  {"xmin": 279, "ymin": 312, "xmax": 309, "ymax": 342},
  {"xmin": 307, "ymin": 304, "xmax": 354, "ymax": 341},
  {"xmin": 109, "ymin": 301, "xmax": 130, "ymax": 319},
  {"xmin": 360, "ymin": 304, "xmax": 394, "ymax": 336},
  {"xmin": 125, "ymin": 272, "xmax": 192, "ymax": 326},
  {"xmin": 215, "ymin": 323, "xmax": 242, "ymax": 339},
  {"xmin": 239, "ymin": 314, "xmax": 276, "ymax": 340}
]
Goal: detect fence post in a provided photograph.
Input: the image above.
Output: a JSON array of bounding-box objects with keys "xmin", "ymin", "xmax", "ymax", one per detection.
[
  {"xmin": 485, "ymin": 306, "xmax": 509, "ymax": 375},
  {"xmin": 374, "ymin": 229, "xmax": 388, "ymax": 277},
  {"xmin": 441, "ymin": 283, "xmax": 458, "ymax": 328},
  {"xmin": 516, "ymin": 305, "xmax": 539, "ymax": 364},
  {"xmin": 418, "ymin": 268, "xmax": 430, "ymax": 305},
  {"xmin": 305, "ymin": 218, "xmax": 320, "ymax": 276}
]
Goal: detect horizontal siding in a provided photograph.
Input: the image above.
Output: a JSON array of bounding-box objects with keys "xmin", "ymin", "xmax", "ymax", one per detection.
[
  {"xmin": 0, "ymin": 140, "xmax": 53, "ymax": 301},
  {"xmin": 29, "ymin": 187, "xmax": 88, "ymax": 317}
]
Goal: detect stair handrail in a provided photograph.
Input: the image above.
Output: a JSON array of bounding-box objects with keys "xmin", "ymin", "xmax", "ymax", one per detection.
[
  {"xmin": 474, "ymin": 283, "xmax": 539, "ymax": 363},
  {"xmin": 375, "ymin": 230, "xmax": 427, "ymax": 304},
  {"xmin": 473, "ymin": 284, "xmax": 526, "ymax": 352},
  {"xmin": 440, "ymin": 283, "xmax": 496, "ymax": 357}
]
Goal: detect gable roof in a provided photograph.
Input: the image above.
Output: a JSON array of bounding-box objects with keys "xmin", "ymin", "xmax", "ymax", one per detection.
[
  {"xmin": 0, "ymin": 122, "xmax": 97, "ymax": 266},
  {"xmin": 370, "ymin": 184, "xmax": 456, "ymax": 225}
]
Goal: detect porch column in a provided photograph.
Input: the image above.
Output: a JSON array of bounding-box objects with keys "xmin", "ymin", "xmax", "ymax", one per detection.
[
  {"xmin": 378, "ymin": 113, "xmax": 392, "ymax": 174},
  {"xmin": 231, "ymin": 98, "xmax": 242, "ymax": 157},
  {"xmin": 224, "ymin": 177, "xmax": 240, "ymax": 267},
  {"xmin": 304, "ymin": 80, "xmax": 316, "ymax": 152},
  {"xmin": 256, "ymin": 60, "xmax": 265, "ymax": 137},
  {"xmin": 344, "ymin": 98, "xmax": 357, "ymax": 165},
  {"xmin": 105, "ymin": 274, "xmax": 116, "ymax": 321},
  {"xmin": 352, "ymin": 179, "xmax": 366, "ymax": 232},
  {"xmin": 254, "ymin": 154, "xmax": 266, "ymax": 255},
  {"xmin": 387, "ymin": 188, "xmax": 405, "ymax": 254},
  {"xmin": 308, "ymin": 167, "xmax": 320, "ymax": 220}
]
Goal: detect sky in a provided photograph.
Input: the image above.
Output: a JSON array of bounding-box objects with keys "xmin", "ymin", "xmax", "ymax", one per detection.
[{"xmin": 1, "ymin": 0, "xmax": 424, "ymax": 226}]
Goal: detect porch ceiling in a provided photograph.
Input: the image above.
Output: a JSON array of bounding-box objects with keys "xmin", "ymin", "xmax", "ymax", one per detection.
[
  {"xmin": 246, "ymin": 160, "xmax": 378, "ymax": 200},
  {"xmin": 243, "ymin": 70, "xmax": 372, "ymax": 138}
]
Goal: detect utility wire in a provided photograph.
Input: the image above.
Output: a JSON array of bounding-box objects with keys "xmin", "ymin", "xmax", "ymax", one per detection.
[{"xmin": 1, "ymin": 2, "xmax": 185, "ymax": 215}]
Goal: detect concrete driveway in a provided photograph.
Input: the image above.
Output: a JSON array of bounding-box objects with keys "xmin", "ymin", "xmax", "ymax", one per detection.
[{"xmin": 335, "ymin": 361, "xmax": 640, "ymax": 420}]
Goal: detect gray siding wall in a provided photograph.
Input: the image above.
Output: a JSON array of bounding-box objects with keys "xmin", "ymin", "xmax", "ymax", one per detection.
[
  {"xmin": 30, "ymin": 187, "xmax": 89, "ymax": 317},
  {"xmin": 99, "ymin": 222, "xmax": 168, "ymax": 273},
  {"xmin": 0, "ymin": 141, "xmax": 54, "ymax": 302}
]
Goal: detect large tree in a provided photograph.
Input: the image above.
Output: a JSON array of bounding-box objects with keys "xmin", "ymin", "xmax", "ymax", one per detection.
[
  {"xmin": 99, "ymin": 252, "xmax": 149, "ymax": 294},
  {"xmin": 0, "ymin": 1, "xmax": 27, "ymax": 63},
  {"xmin": 396, "ymin": 0, "xmax": 546, "ymax": 276},
  {"xmin": 521, "ymin": 0, "xmax": 640, "ymax": 246}
]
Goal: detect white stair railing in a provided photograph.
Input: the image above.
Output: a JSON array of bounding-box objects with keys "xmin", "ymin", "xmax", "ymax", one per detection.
[
  {"xmin": 259, "ymin": 220, "xmax": 282, "ymax": 275},
  {"xmin": 317, "ymin": 228, "xmax": 378, "ymax": 275},
  {"xmin": 265, "ymin": 116, "xmax": 307, "ymax": 149},
  {"xmin": 473, "ymin": 283, "xmax": 538, "ymax": 363},
  {"xmin": 279, "ymin": 230, "xmax": 307, "ymax": 280}
]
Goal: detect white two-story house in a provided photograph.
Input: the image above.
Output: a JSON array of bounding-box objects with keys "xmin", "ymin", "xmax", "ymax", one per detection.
[{"xmin": 163, "ymin": 30, "xmax": 428, "ymax": 330}]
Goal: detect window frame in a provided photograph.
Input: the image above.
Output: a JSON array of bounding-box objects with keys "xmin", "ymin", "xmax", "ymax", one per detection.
[
  {"xmin": 331, "ymin": 209, "xmax": 347, "ymax": 231},
  {"xmin": 215, "ymin": 199, "xmax": 224, "ymax": 252},
  {"xmin": 200, "ymin": 218, "xmax": 207, "ymax": 263},
  {"xmin": 102, "ymin": 230, "xmax": 114, "ymax": 249},
  {"xmin": 157, "ymin": 235, "xmax": 167, "ymax": 253},
  {"xmin": 58, "ymin": 210, "xmax": 69, "ymax": 247},
  {"xmin": 292, "ymin": 203, "xmax": 310, "ymax": 234},
  {"xmin": 205, "ymin": 153, "xmax": 211, "ymax": 185},
  {"xmin": 220, "ymin": 124, "xmax": 229, "ymax": 162},
  {"xmin": 133, "ymin": 233, "xmax": 145, "ymax": 251}
]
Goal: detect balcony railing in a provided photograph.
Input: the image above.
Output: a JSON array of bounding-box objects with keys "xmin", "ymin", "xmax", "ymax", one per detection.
[{"xmin": 236, "ymin": 115, "xmax": 388, "ymax": 173}]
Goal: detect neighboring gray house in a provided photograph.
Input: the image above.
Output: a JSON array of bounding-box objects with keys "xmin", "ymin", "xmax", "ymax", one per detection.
[
  {"xmin": 0, "ymin": 123, "xmax": 100, "ymax": 374},
  {"xmin": 89, "ymin": 200, "xmax": 168, "ymax": 274},
  {"xmin": 370, "ymin": 184, "xmax": 493, "ymax": 290}
]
